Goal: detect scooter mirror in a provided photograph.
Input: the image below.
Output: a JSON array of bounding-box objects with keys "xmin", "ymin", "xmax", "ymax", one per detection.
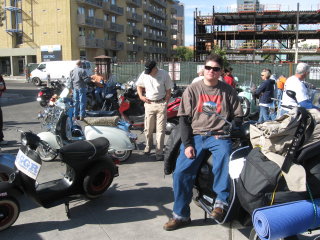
[
  {"xmin": 286, "ymin": 90, "xmax": 297, "ymax": 103},
  {"xmin": 202, "ymin": 101, "xmax": 217, "ymax": 116}
]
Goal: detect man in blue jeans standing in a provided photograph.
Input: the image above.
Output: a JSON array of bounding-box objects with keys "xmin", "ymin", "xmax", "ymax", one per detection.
[
  {"xmin": 163, "ymin": 54, "xmax": 243, "ymax": 231},
  {"xmin": 254, "ymin": 68, "xmax": 275, "ymax": 123},
  {"xmin": 70, "ymin": 60, "xmax": 89, "ymax": 121}
]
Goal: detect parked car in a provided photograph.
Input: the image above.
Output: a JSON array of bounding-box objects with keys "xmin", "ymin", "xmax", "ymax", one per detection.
[{"xmin": 30, "ymin": 60, "xmax": 93, "ymax": 86}]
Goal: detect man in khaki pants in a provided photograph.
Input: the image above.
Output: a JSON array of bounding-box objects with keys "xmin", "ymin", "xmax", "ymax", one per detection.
[{"xmin": 136, "ymin": 60, "xmax": 173, "ymax": 161}]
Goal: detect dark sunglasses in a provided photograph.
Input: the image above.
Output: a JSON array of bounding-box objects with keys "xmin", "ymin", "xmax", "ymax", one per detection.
[{"xmin": 204, "ymin": 66, "xmax": 221, "ymax": 72}]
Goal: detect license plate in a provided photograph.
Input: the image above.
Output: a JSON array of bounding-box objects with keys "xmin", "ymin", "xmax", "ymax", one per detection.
[
  {"xmin": 15, "ymin": 150, "xmax": 41, "ymax": 180},
  {"xmin": 37, "ymin": 97, "xmax": 41, "ymax": 101}
]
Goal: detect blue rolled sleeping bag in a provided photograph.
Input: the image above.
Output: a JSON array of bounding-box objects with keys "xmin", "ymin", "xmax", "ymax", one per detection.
[{"xmin": 252, "ymin": 199, "xmax": 320, "ymax": 240}]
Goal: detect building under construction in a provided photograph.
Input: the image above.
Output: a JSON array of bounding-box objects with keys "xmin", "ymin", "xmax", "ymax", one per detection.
[{"xmin": 194, "ymin": 4, "xmax": 320, "ymax": 62}]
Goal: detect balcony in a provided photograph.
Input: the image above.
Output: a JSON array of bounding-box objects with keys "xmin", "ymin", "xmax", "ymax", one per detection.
[
  {"xmin": 77, "ymin": 0, "xmax": 102, "ymax": 8},
  {"xmin": 143, "ymin": 45, "xmax": 156, "ymax": 53},
  {"xmin": 104, "ymin": 22, "xmax": 124, "ymax": 33},
  {"xmin": 126, "ymin": 26, "xmax": 142, "ymax": 37},
  {"xmin": 170, "ymin": 28, "xmax": 178, "ymax": 35},
  {"xmin": 170, "ymin": 18, "xmax": 177, "ymax": 25},
  {"xmin": 150, "ymin": 0, "xmax": 167, "ymax": 8},
  {"xmin": 144, "ymin": 19, "xmax": 167, "ymax": 31},
  {"xmin": 171, "ymin": 39, "xmax": 177, "ymax": 45},
  {"xmin": 143, "ymin": 32, "xmax": 157, "ymax": 41},
  {"xmin": 126, "ymin": 0, "xmax": 142, "ymax": 8},
  {"xmin": 154, "ymin": 47, "xmax": 167, "ymax": 54},
  {"xmin": 105, "ymin": 40, "xmax": 124, "ymax": 51},
  {"xmin": 126, "ymin": 11, "xmax": 143, "ymax": 22},
  {"xmin": 127, "ymin": 43, "xmax": 143, "ymax": 52},
  {"xmin": 171, "ymin": 7, "xmax": 177, "ymax": 14},
  {"xmin": 77, "ymin": 14, "xmax": 104, "ymax": 29},
  {"xmin": 157, "ymin": 35, "xmax": 168, "ymax": 42},
  {"xmin": 142, "ymin": 3, "xmax": 166, "ymax": 19},
  {"xmin": 103, "ymin": 2, "xmax": 124, "ymax": 15},
  {"xmin": 78, "ymin": 36, "xmax": 104, "ymax": 48}
]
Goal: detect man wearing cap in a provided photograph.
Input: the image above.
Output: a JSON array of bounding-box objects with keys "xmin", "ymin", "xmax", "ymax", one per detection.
[{"xmin": 136, "ymin": 60, "xmax": 173, "ymax": 161}]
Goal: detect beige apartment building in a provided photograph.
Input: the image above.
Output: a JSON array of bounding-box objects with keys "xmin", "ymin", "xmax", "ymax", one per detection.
[{"xmin": 0, "ymin": 0, "xmax": 178, "ymax": 76}]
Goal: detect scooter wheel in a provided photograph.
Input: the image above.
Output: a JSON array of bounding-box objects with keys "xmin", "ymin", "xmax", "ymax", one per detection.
[
  {"xmin": 111, "ymin": 150, "xmax": 132, "ymax": 162},
  {"xmin": 39, "ymin": 101, "xmax": 47, "ymax": 107},
  {"xmin": 238, "ymin": 96, "xmax": 250, "ymax": 118},
  {"xmin": 0, "ymin": 197, "xmax": 20, "ymax": 231},
  {"xmin": 83, "ymin": 161, "xmax": 115, "ymax": 199}
]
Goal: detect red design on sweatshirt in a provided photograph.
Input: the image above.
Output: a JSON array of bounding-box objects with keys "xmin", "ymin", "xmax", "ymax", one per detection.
[{"xmin": 197, "ymin": 94, "xmax": 222, "ymax": 113}]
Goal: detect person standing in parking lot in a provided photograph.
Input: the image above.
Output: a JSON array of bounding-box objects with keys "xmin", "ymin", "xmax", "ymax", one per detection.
[
  {"xmin": 136, "ymin": 60, "xmax": 173, "ymax": 161},
  {"xmin": 0, "ymin": 74, "xmax": 7, "ymax": 145},
  {"xmin": 70, "ymin": 60, "xmax": 89, "ymax": 121}
]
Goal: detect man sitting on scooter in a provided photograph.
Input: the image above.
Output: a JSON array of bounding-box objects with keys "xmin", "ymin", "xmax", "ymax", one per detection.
[{"xmin": 163, "ymin": 54, "xmax": 244, "ymax": 231}]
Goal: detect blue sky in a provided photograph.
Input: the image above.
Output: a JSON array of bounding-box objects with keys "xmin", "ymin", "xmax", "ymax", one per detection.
[{"xmin": 181, "ymin": 0, "xmax": 320, "ymax": 46}]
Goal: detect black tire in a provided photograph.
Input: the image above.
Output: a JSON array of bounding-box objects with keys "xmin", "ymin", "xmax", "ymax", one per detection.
[
  {"xmin": 32, "ymin": 77, "xmax": 42, "ymax": 86},
  {"xmin": 39, "ymin": 101, "xmax": 47, "ymax": 107},
  {"xmin": 83, "ymin": 161, "xmax": 115, "ymax": 199},
  {"xmin": 0, "ymin": 197, "xmax": 20, "ymax": 231},
  {"xmin": 111, "ymin": 150, "xmax": 132, "ymax": 162},
  {"xmin": 239, "ymin": 96, "xmax": 250, "ymax": 118}
]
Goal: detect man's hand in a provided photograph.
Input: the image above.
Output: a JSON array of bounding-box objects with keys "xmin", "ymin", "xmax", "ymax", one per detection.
[
  {"xmin": 184, "ymin": 146, "xmax": 195, "ymax": 159},
  {"xmin": 140, "ymin": 96, "xmax": 151, "ymax": 104}
]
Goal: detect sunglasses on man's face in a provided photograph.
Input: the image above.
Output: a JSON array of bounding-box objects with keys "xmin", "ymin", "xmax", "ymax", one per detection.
[{"xmin": 204, "ymin": 66, "xmax": 221, "ymax": 72}]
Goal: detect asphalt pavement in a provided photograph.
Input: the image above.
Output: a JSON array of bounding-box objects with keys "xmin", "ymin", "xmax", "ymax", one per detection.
[{"xmin": 0, "ymin": 80, "xmax": 319, "ymax": 240}]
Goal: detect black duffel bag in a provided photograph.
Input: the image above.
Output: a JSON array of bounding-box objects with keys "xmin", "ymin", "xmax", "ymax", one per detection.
[{"xmin": 236, "ymin": 147, "xmax": 320, "ymax": 215}]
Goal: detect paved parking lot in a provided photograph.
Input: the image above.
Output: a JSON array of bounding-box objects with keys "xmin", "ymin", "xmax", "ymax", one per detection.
[{"xmin": 0, "ymin": 80, "xmax": 319, "ymax": 240}]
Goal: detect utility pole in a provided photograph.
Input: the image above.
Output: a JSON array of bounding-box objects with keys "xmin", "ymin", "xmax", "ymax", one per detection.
[{"xmin": 294, "ymin": 3, "xmax": 300, "ymax": 64}]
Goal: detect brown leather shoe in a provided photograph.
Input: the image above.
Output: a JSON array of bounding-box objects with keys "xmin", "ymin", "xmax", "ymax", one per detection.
[
  {"xmin": 210, "ymin": 207, "xmax": 225, "ymax": 222},
  {"xmin": 163, "ymin": 218, "xmax": 191, "ymax": 231}
]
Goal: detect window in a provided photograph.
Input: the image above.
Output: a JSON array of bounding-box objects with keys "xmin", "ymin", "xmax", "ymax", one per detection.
[
  {"xmin": 79, "ymin": 27, "xmax": 85, "ymax": 36},
  {"xmin": 111, "ymin": 16, "xmax": 116, "ymax": 23},
  {"xmin": 104, "ymin": 14, "xmax": 108, "ymax": 21},
  {"xmin": 88, "ymin": 9, "xmax": 95, "ymax": 17},
  {"xmin": 111, "ymin": 0, "xmax": 116, "ymax": 4},
  {"xmin": 77, "ymin": 6, "xmax": 85, "ymax": 15},
  {"xmin": 88, "ymin": 29, "xmax": 95, "ymax": 38}
]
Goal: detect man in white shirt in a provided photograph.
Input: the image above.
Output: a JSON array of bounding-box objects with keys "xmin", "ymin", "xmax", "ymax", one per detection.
[
  {"xmin": 280, "ymin": 62, "xmax": 318, "ymax": 116},
  {"xmin": 136, "ymin": 60, "xmax": 173, "ymax": 161}
]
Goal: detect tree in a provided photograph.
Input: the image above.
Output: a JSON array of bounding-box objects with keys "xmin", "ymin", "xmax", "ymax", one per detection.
[
  {"xmin": 210, "ymin": 45, "xmax": 229, "ymax": 68},
  {"xmin": 173, "ymin": 46, "xmax": 193, "ymax": 61}
]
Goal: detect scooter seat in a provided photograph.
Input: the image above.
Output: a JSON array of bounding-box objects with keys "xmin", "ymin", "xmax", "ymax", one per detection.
[
  {"xmin": 59, "ymin": 137, "xmax": 109, "ymax": 162},
  {"xmin": 86, "ymin": 110, "xmax": 119, "ymax": 117}
]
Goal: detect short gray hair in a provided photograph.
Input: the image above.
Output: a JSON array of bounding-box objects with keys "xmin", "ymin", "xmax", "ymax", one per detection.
[{"xmin": 296, "ymin": 63, "xmax": 310, "ymax": 74}]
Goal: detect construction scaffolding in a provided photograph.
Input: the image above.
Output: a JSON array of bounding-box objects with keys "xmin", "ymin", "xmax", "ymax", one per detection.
[{"xmin": 194, "ymin": 4, "xmax": 320, "ymax": 62}]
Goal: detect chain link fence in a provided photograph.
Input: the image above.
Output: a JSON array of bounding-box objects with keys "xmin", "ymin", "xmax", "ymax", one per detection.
[{"xmin": 111, "ymin": 62, "xmax": 320, "ymax": 87}]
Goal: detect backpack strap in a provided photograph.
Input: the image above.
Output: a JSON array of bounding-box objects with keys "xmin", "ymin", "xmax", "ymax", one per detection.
[{"xmin": 281, "ymin": 107, "xmax": 315, "ymax": 173}]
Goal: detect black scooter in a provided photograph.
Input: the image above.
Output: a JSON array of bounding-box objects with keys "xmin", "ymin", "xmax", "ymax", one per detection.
[
  {"xmin": 37, "ymin": 80, "xmax": 65, "ymax": 107},
  {"xmin": 0, "ymin": 131, "xmax": 118, "ymax": 231}
]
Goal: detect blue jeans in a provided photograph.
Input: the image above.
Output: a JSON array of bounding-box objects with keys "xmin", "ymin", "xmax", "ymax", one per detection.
[
  {"xmin": 73, "ymin": 87, "xmax": 87, "ymax": 118},
  {"xmin": 173, "ymin": 135, "xmax": 232, "ymax": 218},
  {"xmin": 258, "ymin": 106, "xmax": 270, "ymax": 123}
]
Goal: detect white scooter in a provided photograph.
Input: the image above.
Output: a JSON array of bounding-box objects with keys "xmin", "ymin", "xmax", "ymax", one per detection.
[{"xmin": 37, "ymin": 88, "xmax": 136, "ymax": 162}]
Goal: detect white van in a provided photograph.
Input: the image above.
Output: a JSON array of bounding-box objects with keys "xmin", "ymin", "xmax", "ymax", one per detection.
[{"xmin": 30, "ymin": 60, "xmax": 93, "ymax": 86}]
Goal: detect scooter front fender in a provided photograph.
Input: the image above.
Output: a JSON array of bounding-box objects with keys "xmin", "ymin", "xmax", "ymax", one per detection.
[
  {"xmin": 37, "ymin": 132, "xmax": 61, "ymax": 150},
  {"xmin": 84, "ymin": 126, "xmax": 134, "ymax": 151}
]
